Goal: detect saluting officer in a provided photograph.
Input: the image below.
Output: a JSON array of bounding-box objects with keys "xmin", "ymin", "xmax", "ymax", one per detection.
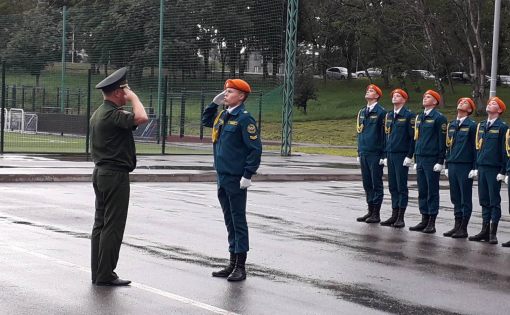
[
  {"xmin": 356, "ymin": 84, "xmax": 386, "ymax": 224},
  {"xmin": 380, "ymin": 89, "xmax": 415, "ymax": 228},
  {"xmin": 202, "ymin": 79, "xmax": 262, "ymax": 281},
  {"xmin": 90, "ymin": 67, "xmax": 148, "ymax": 286},
  {"xmin": 443, "ymin": 98, "xmax": 477, "ymax": 238},
  {"xmin": 469, "ymin": 97, "xmax": 508, "ymax": 244},
  {"xmin": 410, "ymin": 90, "xmax": 447, "ymax": 234}
]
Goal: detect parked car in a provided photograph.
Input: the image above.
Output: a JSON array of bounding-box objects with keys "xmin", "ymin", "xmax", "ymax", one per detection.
[
  {"xmin": 499, "ymin": 75, "xmax": 510, "ymax": 85},
  {"xmin": 325, "ymin": 67, "xmax": 354, "ymax": 80},
  {"xmin": 403, "ymin": 69, "xmax": 435, "ymax": 80},
  {"xmin": 355, "ymin": 67, "xmax": 382, "ymax": 78},
  {"xmin": 449, "ymin": 72, "xmax": 471, "ymax": 82}
]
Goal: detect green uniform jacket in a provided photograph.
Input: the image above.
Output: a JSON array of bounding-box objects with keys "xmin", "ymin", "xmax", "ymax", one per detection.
[{"xmin": 90, "ymin": 100, "xmax": 137, "ymax": 172}]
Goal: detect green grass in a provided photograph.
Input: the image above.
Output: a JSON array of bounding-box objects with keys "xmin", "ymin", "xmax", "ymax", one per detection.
[
  {"xmin": 5, "ymin": 65, "xmax": 510, "ymax": 155},
  {"xmin": 1, "ymin": 132, "xmax": 210, "ymax": 154}
]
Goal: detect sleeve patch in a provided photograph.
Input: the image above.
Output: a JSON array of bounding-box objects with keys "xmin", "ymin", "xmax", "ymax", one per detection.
[{"xmin": 247, "ymin": 124, "xmax": 257, "ymax": 134}]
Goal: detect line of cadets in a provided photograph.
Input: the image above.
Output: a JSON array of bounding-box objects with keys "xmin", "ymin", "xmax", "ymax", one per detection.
[{"xmin": 356, "ymin": 84, "xmax": 510, "ymax": 247}]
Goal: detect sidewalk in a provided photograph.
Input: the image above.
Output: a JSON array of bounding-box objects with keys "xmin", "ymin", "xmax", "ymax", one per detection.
[{"xmin": 0, "ymin": 153, "xmax": 371, "ymax": 182}]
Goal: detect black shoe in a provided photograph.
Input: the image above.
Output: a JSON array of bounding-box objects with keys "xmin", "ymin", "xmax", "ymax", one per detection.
[
  {"xmin": 488, "ymin": 222, "xmax": 498, "ymax": 244},
  {"xmin": 227, "ymin": 252, "xmax": 247, "ymax": 282},
  {"xmin": 392, "ymin": 208, "xmax": 406, "ymax": 228},
  {"xmin": 502, "ymin": 240, "xmax": 510, "ymax": 247},
  {"xmin": 357, "ymin": 205, "xmax": 373, "ymax": 222},
  {"xmin": 365, "ymin": 204, "xmax": 381, "ymax": 223},
  {"xmin": 443, "ymin": 217, "xmax": 462, "ymax": 237},
  {"xmin": 95, "ymin": 278, "xmax": 131, "ymax": 286},
  {"xmin": 468, "ymin": 222, "xmax": 490, "ymax": 242},
  {"xmin": 380, "ymin": 208, "xmax": 398, "ymax": 226},
  {"xmin": 212, "ymin": 253, "xmax": 236, "ymax": 278},
  {"xmin": 409, "ymin": 214, "xmax": 429, "ymax": 231},
  {"xmin": 452, "ymin": 217, "xmax": 469, "ymax": 238},
  {"xmin": 422, "ymin": 215, "xmax": 437, "ymax": 234}
]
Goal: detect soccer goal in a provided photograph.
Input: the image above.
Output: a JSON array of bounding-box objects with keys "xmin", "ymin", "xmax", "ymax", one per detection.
[{"xmin": 7, "ymin": 108, "xmax": 38, "ymax": 133}]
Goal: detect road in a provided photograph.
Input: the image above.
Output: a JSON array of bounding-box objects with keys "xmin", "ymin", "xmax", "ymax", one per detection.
[{"xmin": 0, "ymin": 181, "xmax": 509, "ymax": 314}]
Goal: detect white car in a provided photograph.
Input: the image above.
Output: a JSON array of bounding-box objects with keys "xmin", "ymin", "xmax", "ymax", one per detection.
[
  {"xmin": 355, "ymin": 68, "xmax": 382, "ymax": 78},
  {"xmin": 326, "ymin": 67, "xmax": 354, "ymax": 80}
]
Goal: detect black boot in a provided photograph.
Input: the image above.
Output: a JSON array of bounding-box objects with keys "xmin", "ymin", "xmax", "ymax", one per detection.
[
  {"xmin": 443, "ymin": 217, "xmax": 462, "ymax": 237},
  {"xmin": 227, "ymin": 252, "xmax": 246, "ymax": 282},
  {"xmin": 365, "ymin": 204, "xmax": 381, "ymax": 223},
  {"xmin": 409, "ymin": 214, "xmax": 429, "ymax": 231},
  {"xmin": 451, "ymin": 217, "xmax": 469, "ymax": 238},
  {"xmin": 392, "ymin": 208, "xmax": 406, "ymax": 228},
  {"xmin": 489, "ymin": 222, "xmax": 498, "ymax": 244},
  {"xmin": 422, "ymin": 214, "xmax": 437, "ymax": 234},
  {"xmin": 502, "ymin": 240, "xmax": 510, "ymax": 247},
  {"xmin": 468, "ymin": 222, "xmax": 490, "ymax": 242},
  {"xmin": 212, "ymin": 253, "xmax": 236, "ymax": 277},
  {"xmin": 380, "ymin": 208, "xmax": 399, "ymax": 226},
  {"xmin": 357, "ymin": 205, "xmax": 373, "ymax": 222}
]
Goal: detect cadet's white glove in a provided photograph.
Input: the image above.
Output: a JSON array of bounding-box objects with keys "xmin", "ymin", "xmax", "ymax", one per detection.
[
  {"xmin": 433, "ymin": 164, "xmax": 443, "ymax": 172},
  {"xmin": 379, "ymin": 159, "xmax": 386, "ymax": 166},
  {"xmin": 240, "ymin": 177, "xmax": 252, "ymax": 189},
  {"xmin": 468, "ymin": 170, "xmax": 478, "ymax": 179},
  {"xmin": 497, "ymin": 174, "xmax": 506, "ymax": 182},
  {"xmin": 403, "ymin": 157, "xmax": 414, "ymax": 167},
  {"xmin": 212, "ymin": 90, "xmax": 226, "ymax": 105},
  {"xmin": 505, "ymin": 176, "xmax": 509, "ymax": 185},
  {"xmin": 356, "ymin": 157, "xmax": 360, "ymax": 164},
  {"xmin": 413, "ymin": 163, "xmax": 417, "ymax": 170},
  {"xmin": 444, "ymin": 169, "xmax": 449, "ymax": 178}
]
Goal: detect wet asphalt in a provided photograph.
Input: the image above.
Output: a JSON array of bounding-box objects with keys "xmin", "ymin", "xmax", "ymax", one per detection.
[{"xmin": 1, "ymin": 180, "xmax": 510, "ymax": 315}]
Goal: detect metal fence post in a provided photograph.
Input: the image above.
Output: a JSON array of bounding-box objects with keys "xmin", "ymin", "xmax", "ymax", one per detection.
[
  {"xmin": 179, "ymin": 89, "xmax": 186, "ymax": 138},
  {"xmin": 1, "ymin": 61, "xmax": 6, "ymax": 154},
  {"xmin": 258, "ymin": 91, "xmax": 262, "ymax": 133},
  {"xmin": 161, "ymin": 76, "xmax": 168, "ymax": 155},
  {"xmin": 200, "ymin": 90, "xmax": 204, "ymax": 140},
  {"xmin": 86, "ymin": 69, "xmax": 91, "ymax": 157}
]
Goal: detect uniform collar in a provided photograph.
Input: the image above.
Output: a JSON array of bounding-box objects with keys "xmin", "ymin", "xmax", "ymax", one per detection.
[
  {"xmin": 424, "ymin": 108, "xmax": 435, "ymax": 116},
  {"xmin": 227, "ymin": 103, "xmax": 245, "ymax": 115}
]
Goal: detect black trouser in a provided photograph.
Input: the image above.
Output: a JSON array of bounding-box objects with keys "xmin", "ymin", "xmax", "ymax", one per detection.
[{"xmin": 91, "ymin": 167, "xmax": 130, "ymax": 283}]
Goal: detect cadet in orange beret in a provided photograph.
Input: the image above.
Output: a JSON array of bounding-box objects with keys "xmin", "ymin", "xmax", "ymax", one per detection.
[
  {"xmin": 410, "ymin": 90, "xmax": 447, "ymax": 234},
  {"xmin": 379, "ymin": 88, "xmax": 415, "ymax": 228},
  {"xmin": 470, "ymin": 96, "xmax": 508, "ymax": 244},
  {"xmin": 443, "ymin": 98, "xmax": 477, "ymax": 238},
  {"xmin": 202, "ymin": 79, "xmax": 262, "ymax": 281},
  {"xmin": 356, "ymin": 84, "xmax": 387, "ymax": 223}
]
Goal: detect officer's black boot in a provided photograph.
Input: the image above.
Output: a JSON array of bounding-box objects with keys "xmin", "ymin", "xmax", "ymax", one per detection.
[
  {"xmin": 468, "ymin": 222, "xmax": 490, "ymax": 242},
  {"xmin": 489, "ymin": 222, "xmax": 498, "ymax": 244},
  {"xmin": 443, "ymin": 217, "xmax": 462, "ymax": 237},
  {"xmin": 212, "ymin": 253, "xmax": 236, "ymax": 277},
  {"xmin": 422, "ymin": 214, "xmax": 437, "ymax": 234},
  {"xmin": 227, "ymin": 252, "xmax": 246, "ymax": 282},
  {"xmin": 502, "ymin": 240, "xmax": 510, "ymax": 247},
  {"xmin": 409, "ymin": 214, "xmax": 429, "ymax": 231},
  {"xmin": 451, "ymin": 217, "xmax": 469, "ymax": 238},
  {"xmin": 380, "ymin": 208, "xmax": 399, "ymax": 226},
  {"xmin": 392, "ymin": 208, "xmax": 406, "ymax": 228},
  {"xmin": 365, "ymin": 204, "xmax": 381, "ymax": 223},
  {"xmin": 357, "ymin": 205, "xmax": 373, "ymax": 222}
]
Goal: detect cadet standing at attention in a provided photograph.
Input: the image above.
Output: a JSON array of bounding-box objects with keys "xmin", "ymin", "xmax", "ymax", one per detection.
[
  {"xmin": 410, "ymin": 90, "xmax": 447, "ymax": 234},
  {"xmin": 380, "ymin": 89, "xmax": 415, "ymax": 228},
  {"xmin": 503, "ymin": 123, "xmax": 510, "ymax": 247},
  {"xmin": 202, "ymin": 79, "xmax": 262, "ymax": 282},
  {"xmin": 469, "ymin": 97, "xmax": 508, "ymax": 244},
  {"xmin": 443, "ymin": 98, "xmax": 477, "ymax": 239},
  {"xmin": 356, "ymin": 84, "xmax": 387, "ymax": 224},
  {"xmin": 90, "ymin": 67, "xmax": 148, "ymax": 286}
]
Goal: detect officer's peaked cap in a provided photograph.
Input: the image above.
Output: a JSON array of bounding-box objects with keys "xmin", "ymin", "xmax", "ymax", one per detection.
[{"xmin": 95, "ymin": 67, "xmax": 128, "ymax": 92}]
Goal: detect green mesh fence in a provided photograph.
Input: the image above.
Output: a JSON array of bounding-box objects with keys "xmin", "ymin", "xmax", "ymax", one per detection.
[{"xmin": 0, "ymin": 0, "xmax": 286, "ymax": 154}]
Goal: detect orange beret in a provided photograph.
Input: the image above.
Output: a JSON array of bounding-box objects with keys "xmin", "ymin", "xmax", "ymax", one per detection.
[
  {"xmin": 457, "ymin": 97, "xmax": 476, "ymax": 112},
  {"xmin": 424, "ymin": 89, "xmax": 441, "ymax": 103},
  {"xmin": 367, "ymin": 84, "xmax": 382, "ymax": 97},
  {"xmin": 391, "ymin": 88, "xmax": 408, "ymax": 100},
  {"xmin": 224, "ymin": 79, "xmax": 251, "ymax": 93},
  {"xmin": 488, "ymin": 96, "xmax": 506, "ymax": 112}
]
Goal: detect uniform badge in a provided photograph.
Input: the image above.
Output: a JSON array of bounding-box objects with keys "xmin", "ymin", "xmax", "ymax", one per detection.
[
  {"xmin": 247, "ymin": 124, "xmax": 257, "ymax": 134},
  {"xmin": 250, "ymin": 135, "xmax": 258, "ymax": 140}
]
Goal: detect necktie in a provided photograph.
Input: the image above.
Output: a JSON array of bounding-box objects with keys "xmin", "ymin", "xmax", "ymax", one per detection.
[{"xmin": 487, "ymin": 121, "xmax": 491, "ymax": 129}]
